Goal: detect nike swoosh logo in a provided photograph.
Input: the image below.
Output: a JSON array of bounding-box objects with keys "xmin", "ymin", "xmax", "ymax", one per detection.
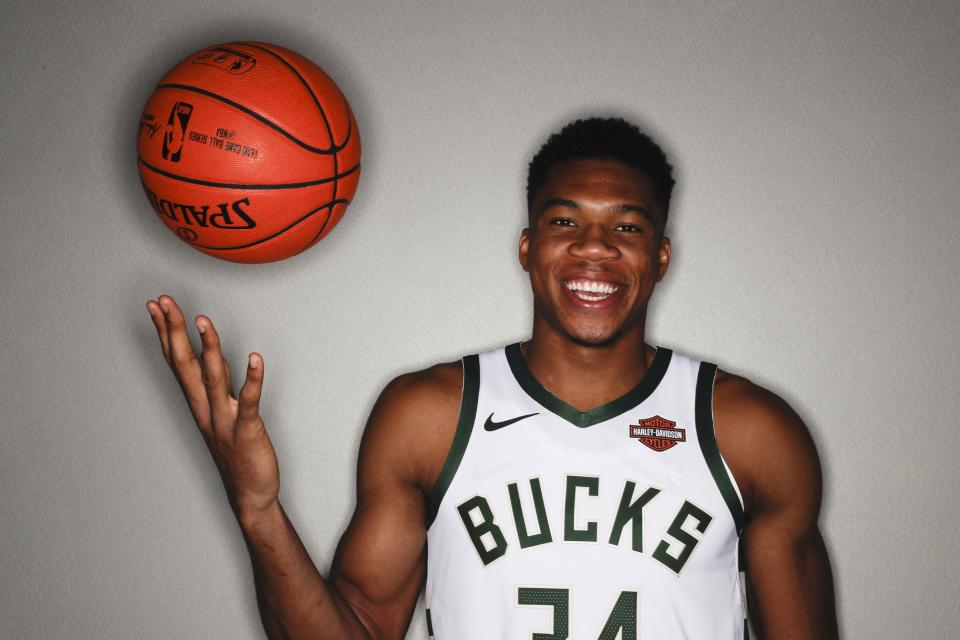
[{"xmin": 484, "ymin": 412, "xmax": 540, "ymax": 431}]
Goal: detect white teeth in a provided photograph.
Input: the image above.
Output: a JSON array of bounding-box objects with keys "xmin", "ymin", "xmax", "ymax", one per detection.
[{"xmin": 564, "ymin": 279, "xmax": 620, "ymax": 300}]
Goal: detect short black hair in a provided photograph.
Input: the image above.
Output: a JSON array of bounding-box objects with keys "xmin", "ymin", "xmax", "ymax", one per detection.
[{"xmin": 526, "ymin": 117, "xmax": 675, "ymax": 226}]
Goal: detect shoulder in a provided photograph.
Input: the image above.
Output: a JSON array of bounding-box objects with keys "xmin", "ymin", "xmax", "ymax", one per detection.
[
  {"xmin": 711, "ymin": 369, "xmax": 823, "ymax": 520},
  {"xmin": 358, "ymin": 359, "xmax": 465, "ymax": 495},
  {"xmin": 377, "ymin": 359, "xmax": 464, "ymax": 413}
]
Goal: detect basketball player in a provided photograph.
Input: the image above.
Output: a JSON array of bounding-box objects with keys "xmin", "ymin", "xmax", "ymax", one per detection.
[{"xmin": 146, "ymin": 118, "xmax": 838, "ymax": 639}]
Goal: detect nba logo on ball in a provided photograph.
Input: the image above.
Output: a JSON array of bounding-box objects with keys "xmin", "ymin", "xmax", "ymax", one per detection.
[
  {"xmin": 136, "ymin": 42, "xmax": 361, "ymax": 263},
  {"xmin": 161, "ymin": 102, "xmax": 193, "ymax": 163}
]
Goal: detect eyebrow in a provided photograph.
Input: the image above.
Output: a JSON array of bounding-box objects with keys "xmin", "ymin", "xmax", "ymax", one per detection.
[
  {"xmin": 612, "ymin": 203, "xmax": 656, "ymax": 221},
  {"xmin": 538, "ymin": 198, "xmax": 580, "ymax": 213},
  {"xmin": 538, "ymin": 198, "xmax": 658, "ymax": 225}
]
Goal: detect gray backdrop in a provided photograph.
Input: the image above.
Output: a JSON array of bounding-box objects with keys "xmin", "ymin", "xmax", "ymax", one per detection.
[{"xmin": 2, "ymin": 1, "xmax": 958, "ymax": 638}]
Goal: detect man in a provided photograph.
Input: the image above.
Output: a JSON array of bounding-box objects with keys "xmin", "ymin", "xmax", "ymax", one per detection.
[{"xmin": 146, "ymin": 118, "xmax": 838, "ymax": 639}]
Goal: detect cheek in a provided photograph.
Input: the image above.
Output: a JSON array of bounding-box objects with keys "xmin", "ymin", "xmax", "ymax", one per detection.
[
  {"xmin": 622, "ymin": 249, "xmax": 661, "ymax": 288},
  {"xmin": 525, "ymin": 242, "xmax": 555, "ymax": 274},
  {"xmin": 526, "ymin": 254, "xmax": 561, "ymax": 297}
]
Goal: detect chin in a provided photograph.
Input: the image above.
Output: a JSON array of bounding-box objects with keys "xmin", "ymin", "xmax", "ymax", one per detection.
[{"xmin": 564, "ymin": 324, "xmax": 623, "ymax": 348}]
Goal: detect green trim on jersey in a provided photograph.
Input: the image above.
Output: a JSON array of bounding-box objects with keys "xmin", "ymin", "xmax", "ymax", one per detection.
[
  {"xmin": 695, "ymin": 362, "xmax": 746, "ymax": 532},
  {"xmin": 504, "ymin": 342, "xmax": 672, "ymax": 428},
  {"xmin": 427, "ymin": 354, "xmax": 480, "ymax": 528}
]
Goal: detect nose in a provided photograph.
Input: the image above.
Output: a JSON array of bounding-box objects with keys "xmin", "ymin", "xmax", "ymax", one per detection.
[{"xmin": 568, "ymin": 223, "xmax": 620, "ymax": 261}]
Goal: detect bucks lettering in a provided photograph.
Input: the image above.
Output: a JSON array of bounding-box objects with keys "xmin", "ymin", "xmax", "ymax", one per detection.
[
  {"xmin": 457, "ymin": 475, "xmax": 713, "ymax": 574},
  {"xmin": 144, "ymin": 187, "xmax": 256, "ymax": 230}
]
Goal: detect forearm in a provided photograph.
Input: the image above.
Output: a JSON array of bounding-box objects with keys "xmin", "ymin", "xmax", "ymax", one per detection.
[{"xmin": 238, "ymin": 500, "xmax": 371, "ymax": 640}]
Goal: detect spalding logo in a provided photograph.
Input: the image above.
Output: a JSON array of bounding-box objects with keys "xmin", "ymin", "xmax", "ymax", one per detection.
[{"xmin": 144, "ymin": 187, "xmax": 257, "ymax": 230}]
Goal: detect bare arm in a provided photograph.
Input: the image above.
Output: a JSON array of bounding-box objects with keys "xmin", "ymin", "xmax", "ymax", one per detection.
[
  {"xmin": 328, "ymin": 366, "xmax": 462, "ymax": 637},
  {"xmin": 146, "ymin": 295, "xmax": 460, "ymax": 639},
  {"xmin": 714, "ymin": 374, "xmax": 839, "ymax": 640},
  {"xmin": 240, "ymin": 500, "xmax": 370, "ymax": 639},
  {"xmin": 245, "ymin": 365, "xmax": 460, "ymax": 639}
]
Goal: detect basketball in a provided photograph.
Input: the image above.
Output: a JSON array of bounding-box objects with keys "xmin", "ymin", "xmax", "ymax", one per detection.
[{"xmin": 136, "ymin": 42, "xmax": 361, "ymax": 263}]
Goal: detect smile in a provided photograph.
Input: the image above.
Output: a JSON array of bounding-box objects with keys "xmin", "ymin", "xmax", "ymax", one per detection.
[{"xmin": 563, "ymin": 279, "xmax": 622, "ymax": 302}]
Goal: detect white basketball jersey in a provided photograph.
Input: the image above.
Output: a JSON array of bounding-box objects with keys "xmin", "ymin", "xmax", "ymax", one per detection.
[{"xmin": 424, "ymin": 343, "xmax": 748, "ymax": 639}]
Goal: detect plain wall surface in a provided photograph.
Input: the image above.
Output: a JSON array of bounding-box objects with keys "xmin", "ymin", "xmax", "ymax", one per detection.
[{"xmin": 2, "ymin": 1, "xmax": 959, "ymax": 638}]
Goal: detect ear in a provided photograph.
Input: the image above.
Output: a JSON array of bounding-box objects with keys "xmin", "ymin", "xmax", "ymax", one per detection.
[
  {"xmin": 519, "ymin": 228, "xmax": 530, "ymax": 272},
  {"xmin": 656, "ymin": 236, "xmax": 671, "ymax": 282}
]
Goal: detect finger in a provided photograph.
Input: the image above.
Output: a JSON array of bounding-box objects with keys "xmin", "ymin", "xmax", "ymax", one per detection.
[
  {"xmin": 195, "ymin": 315, "xmax": 234, "ymax": 433},
  {"xmin": 236, "ymin": 353, "xmax": 265, "ymax": 435},
  {"xmin": 146, "ymin": 300, "xmax": 170, "ymax": 361},
  {"xmin": 223, "ymin": 357, "xmax": 234, "ymax": 398},
  {"xmin": 159, "ymin": 295, "xmax": 198, "ymax": 373},
  {"xmin": 158, "ymin": 295, "xmax": 212, "ymax": 432}
]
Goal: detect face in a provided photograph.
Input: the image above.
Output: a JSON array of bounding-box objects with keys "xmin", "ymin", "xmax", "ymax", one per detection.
[{"xmin": 519, "ymin": 159, "xmax": 671, "ymax": 347}]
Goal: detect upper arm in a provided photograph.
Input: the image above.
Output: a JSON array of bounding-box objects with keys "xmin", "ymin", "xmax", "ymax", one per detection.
[
  {"xmin": 329, "ymin": 362, "xmax": 463, "ymax": 640},
  {"xmin": 714, "ymin": 374, "xmax": 839, "ymax": 640}
]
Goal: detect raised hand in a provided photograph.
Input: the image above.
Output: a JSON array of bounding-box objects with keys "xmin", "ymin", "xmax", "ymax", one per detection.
[{"xmin": 146, "ymin": 295, "xmax": 280, "ymax": 522}]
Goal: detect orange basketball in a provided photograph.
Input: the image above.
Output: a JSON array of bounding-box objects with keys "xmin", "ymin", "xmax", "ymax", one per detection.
[{"xmin": 137, "ymin": 42, "xmax": 361, "ymax": 263}]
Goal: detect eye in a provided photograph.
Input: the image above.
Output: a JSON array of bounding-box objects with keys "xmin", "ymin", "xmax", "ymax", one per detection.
[
  {"xmin": 615, "ymin": 223, "xmax": 643, "ymax": 233},
  {"xmin": 548, "ymin": 217, "xmax": 576, "ymax": 227}
]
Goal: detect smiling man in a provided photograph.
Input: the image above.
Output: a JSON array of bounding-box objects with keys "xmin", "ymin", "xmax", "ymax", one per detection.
[{"xmin": 147, "ymin": 117, "xmax": 838, "ymax": 639}]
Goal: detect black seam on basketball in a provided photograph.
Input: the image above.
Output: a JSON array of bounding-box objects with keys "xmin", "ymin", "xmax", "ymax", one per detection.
[
  {"xmin": 154, "ymin": 83, "xmax": 348, "ymax": 155},
  {"xmin": 232, "ymin": 42, "xmax": 345, "ymax": 146},
  {"xmin": 235, "ymin": 42, "xmax": 346, "ymax": 250},
  {"xmin": 138, "ymin": 156, "xmax": 359, "ymax": 190},
  {"xmin": 234, "ymin": 41, "xmax": 353, "ymax": 151},
  {"xmin": 298, "ymin": 200, "xmax": 335, "ymax": 252},
  {"xmin": 180, "ymin": 198, "xmax": 350, "ymax": 251}
]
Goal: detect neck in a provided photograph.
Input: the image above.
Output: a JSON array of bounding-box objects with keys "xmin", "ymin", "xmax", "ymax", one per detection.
[{"xmin": 521, "ymin": 317, "xmax": 655, "ymax": 413}]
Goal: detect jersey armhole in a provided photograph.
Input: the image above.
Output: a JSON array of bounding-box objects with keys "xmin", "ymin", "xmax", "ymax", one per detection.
[
  {"xmin": 425, "ymin": 353, "xmax": 480, "ymax": 529},
  {"xmin": 695, "ymin": 361, "xmax": 747, "ymax": 533}
]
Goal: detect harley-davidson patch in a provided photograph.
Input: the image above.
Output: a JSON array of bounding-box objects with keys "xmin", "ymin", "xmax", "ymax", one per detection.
[{"xmin": 629, "ymin": 415, "xmax": 686, "ymax": 452}]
